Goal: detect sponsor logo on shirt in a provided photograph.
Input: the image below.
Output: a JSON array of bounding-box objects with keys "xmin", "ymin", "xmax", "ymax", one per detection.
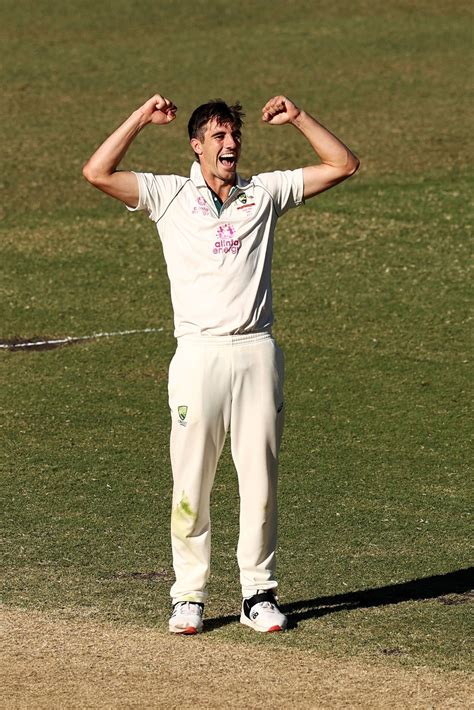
[
  {"xmin": 192, "ymin": 196, "xmax": 211, "ymax": 216},
  {"xmin": 213, "ymin": 223, "xmax": 240, "ymax": 255}
]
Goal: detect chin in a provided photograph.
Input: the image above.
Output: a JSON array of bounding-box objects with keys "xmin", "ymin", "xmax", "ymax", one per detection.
[{"xmin": 220, "ymin": 170, "xmax": 236, "ymax": 181}]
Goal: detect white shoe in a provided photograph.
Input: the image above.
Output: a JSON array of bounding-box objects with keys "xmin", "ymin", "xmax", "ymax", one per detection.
[
  {"xmin": 169, "ymin": 601, "xmax": 204, "ymax": 634},
  {"xmin": 240, "ymin": 590, "xmax": 287, "ymax": 632}
]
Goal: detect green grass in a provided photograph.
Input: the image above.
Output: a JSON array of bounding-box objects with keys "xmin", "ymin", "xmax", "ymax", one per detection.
[{"xmin": 1, "ymin": 0, "xmax": 472, "ymax": 673}]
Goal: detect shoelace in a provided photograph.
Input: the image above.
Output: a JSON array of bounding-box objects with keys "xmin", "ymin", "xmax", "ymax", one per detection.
[
  {"xmin": 256, "ymin": 601, "xmax": 275, "ymax": 610},
  {"xmin": 173, "ymin": 602, "xmax": 201, "ymax": 616}
]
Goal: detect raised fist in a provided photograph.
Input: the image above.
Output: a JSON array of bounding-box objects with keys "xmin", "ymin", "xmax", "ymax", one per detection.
[
  {"xmin": 261, "ymin": 96, "xmax": 301, "ymax": 125},
  {"xmin": 140, "ymin": 94, "xmax": 177, "ymax": 125}
]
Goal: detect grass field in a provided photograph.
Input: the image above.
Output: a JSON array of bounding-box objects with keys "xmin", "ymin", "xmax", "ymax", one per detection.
[{"xmin": 1, "ymin": 0, "xmax": 473, "ymax": 706}]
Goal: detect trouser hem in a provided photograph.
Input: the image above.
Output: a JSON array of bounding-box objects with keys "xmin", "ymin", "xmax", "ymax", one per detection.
[
  {"xmin": 171, "ymin": 592, "xmax": 208, "ymax": 605},
  {"xmin": 242, "ymin": 582, "xmax": 278, "ymax": 599}
]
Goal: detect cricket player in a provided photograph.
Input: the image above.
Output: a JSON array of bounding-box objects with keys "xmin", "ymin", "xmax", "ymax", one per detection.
[{"xmin": 83, "ymin": 93, "xmax": 359, "ymax": 634}]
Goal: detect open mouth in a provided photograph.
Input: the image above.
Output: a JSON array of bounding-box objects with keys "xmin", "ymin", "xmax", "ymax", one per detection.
[{"xmin": 219, "ymin": 154, "xmax": 237, "ymax": 169}]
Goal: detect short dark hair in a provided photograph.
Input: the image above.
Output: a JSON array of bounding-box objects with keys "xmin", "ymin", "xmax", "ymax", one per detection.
[{"xmin": 188, "ymin": 99, "xmax": 244, "ymax": 143}]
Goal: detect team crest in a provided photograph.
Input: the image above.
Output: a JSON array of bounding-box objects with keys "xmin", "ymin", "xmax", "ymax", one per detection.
[
  {"xmin": 178, "ymin": 405, "xmax": 188, "ymax": 423},
  {"xmin": 236, "ymin": 193, "xmax": 256, "ymax": 212}
]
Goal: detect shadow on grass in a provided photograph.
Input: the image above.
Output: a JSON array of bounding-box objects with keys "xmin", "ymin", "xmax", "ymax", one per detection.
[{"xmin": 204, "ymin": 567, "xmax": 473, "ymax": 631}]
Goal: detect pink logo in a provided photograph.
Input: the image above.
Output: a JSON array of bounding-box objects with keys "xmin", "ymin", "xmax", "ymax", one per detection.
[
  {"xmin": 192, "ymin": 196, "xmax": 210, "ymax": 216},
  {"xmin": 213, "ymin": 223, "xmax": 240, "ymax": 255}
]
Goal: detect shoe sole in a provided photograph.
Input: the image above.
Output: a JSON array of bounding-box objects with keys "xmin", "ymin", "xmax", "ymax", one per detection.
[
  {"xmin": 240, "ymin": 613, "xmax": 286, "ymax": 633},
  {"xmin": 169, "ymin": 625, "xmax": 202, "ymax": 635}
]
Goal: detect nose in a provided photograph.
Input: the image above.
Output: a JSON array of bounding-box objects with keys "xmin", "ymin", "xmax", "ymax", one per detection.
[{"xmin": 224, "ymin": 135, "xmax": 237, "ymax": 150}]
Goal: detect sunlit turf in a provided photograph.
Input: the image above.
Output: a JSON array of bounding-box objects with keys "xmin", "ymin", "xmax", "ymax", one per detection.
[{"xmin": 1, "ymin": 0, "xmax": 472, "ymax": 673}]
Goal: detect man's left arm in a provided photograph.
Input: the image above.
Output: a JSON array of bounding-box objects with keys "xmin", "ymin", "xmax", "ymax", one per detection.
[{"xmin": 262, "ymin": 96, "xmax": 360, "ymax": 199}]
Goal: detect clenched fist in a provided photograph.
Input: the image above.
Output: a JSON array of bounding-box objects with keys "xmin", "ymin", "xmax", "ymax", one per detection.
[
  {"xmin": 261, "ymin": 96, "xmax": 301, "ymax": 125},
  {"xmin": 139, "ymin": 94, "xmax": 177, "ymax": 125}
]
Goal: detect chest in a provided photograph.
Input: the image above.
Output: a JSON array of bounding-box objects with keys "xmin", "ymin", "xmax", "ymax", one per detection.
[
  {"xmin": 163, "ymin": 186, "xmax": 272, "ymax": 239},
  {"xmin": 156, "ymin": 185, "xmax": 277, "ymax": 271}
]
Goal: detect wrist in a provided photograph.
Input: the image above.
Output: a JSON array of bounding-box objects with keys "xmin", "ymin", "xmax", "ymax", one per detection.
[
  {"xmin": 290, "ymin": 109, "xmax": 306, "ymax": 127},
  {"xmin": 132, "ymin": 107, "xmax": 151, "ymax": 130}
]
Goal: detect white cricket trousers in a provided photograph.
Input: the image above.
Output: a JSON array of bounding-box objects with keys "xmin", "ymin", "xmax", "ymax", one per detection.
[{"xmin": 168, "ymin": 331, "xmax": 284, "ymax": 604}]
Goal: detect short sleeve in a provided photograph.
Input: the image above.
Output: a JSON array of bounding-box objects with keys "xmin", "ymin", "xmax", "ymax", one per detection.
[
  {"xmin": 254, "ymin": 168, "xmax": 304, "ymax": 216},
  {"xmin": 125, "ymin": 172, "xmax": 186, "ymax": 222}
]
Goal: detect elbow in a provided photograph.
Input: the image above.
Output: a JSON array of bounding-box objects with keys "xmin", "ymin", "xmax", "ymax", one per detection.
[
  {"xmin": 82, "ymin": 161, "xmax": 96, "ymax": 184},
  {"xmin": 346, "ymin": 154, "xmax": 360, "ymax": 177},
  {"xmin": 332, "ymin": 153, "xmax": 360, "ymax": 183},
  {"xmin": 82, "ymin": 160, "xmax": 105, "ymax": 187}
]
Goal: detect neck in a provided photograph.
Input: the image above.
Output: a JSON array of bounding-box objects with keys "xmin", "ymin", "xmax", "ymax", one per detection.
[
  {"xmin": 199, "ymin": 165, "xmax": 236, "ymax": 201},
  {"xmin": 209, "ymin": 180, "xmax": 234, "ymax": 202}
]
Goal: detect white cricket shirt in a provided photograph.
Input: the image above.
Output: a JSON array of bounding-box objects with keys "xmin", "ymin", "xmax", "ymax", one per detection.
[{"xmin": 127, "ymin": 161, "xmax": 304, "ymax": 338}]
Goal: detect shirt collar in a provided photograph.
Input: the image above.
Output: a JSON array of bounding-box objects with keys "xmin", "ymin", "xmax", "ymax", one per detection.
[{"xmin": 189, "ymin": 161, "xmax": 250, "ymax": 190}]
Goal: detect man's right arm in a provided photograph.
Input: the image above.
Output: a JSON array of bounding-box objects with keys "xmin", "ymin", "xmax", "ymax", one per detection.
[{"xmin": 82, "ymin": 94, "xmax": 177, "ymax": 207}]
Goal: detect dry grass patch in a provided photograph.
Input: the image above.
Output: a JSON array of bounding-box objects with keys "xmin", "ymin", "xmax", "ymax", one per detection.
[{"xmin": 2, "ymin": 606, "xmax": 471, "ymax": 709}]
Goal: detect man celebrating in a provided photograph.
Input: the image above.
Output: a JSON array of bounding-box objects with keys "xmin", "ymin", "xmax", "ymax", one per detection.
[{"xmin": 83, "ymin": 93, "xmax": 359, "ymax": 634}]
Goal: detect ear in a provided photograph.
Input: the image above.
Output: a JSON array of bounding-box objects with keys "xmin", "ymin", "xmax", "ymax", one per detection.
[{"xmin": 190, "ymin": 138, "xmax": 203, "ymax": 156}]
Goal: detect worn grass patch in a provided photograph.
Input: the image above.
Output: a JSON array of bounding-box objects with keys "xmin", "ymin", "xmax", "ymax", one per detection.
[{"xmin": 3, "ymin": 606, "xmax": 472, "ymax": 709}]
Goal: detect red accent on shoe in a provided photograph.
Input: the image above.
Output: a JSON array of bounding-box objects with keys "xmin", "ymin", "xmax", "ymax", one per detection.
[
  {"xmin": 267, "ymin": 625, "xmax": 282, "ymax": 632},
  {"xmin": 181, "ymin": 626, "xmax": 197, "ymax": 634}
]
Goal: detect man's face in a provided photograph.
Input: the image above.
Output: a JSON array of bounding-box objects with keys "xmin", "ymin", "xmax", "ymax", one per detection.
[{"xmin": 191, "ymin": 119, "xmax": 242, "ymax": 183}]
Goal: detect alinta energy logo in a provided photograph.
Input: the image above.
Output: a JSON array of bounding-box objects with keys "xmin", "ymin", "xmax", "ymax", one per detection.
[{"xmin": 213, "ymin": 222, "xmax": 240, "ymax": 255}]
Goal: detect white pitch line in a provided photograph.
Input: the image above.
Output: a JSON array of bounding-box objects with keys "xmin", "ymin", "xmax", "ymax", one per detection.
[{"xmin": 0, "ymin": 327, "xmax": 164, "ymax": 350}]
